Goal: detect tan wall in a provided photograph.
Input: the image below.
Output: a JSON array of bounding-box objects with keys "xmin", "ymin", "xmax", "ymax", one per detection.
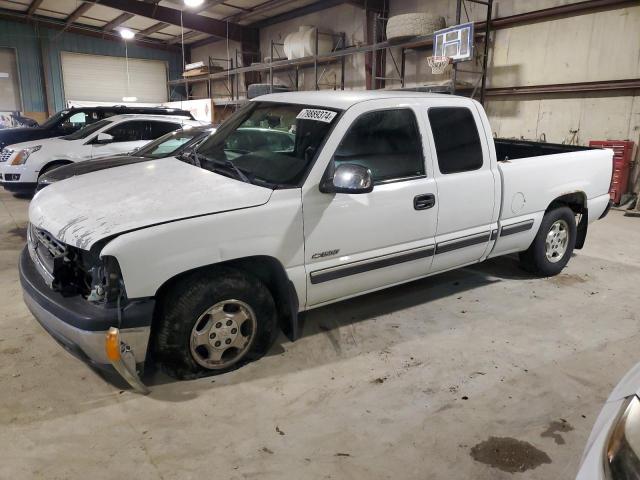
[
  {"xmin": 190, "ymin": 40, "xmax": 244, "ymax": 99},
  {"xmin": 259, "ymin": 4, "xmax": 367, "ymax": 91}
]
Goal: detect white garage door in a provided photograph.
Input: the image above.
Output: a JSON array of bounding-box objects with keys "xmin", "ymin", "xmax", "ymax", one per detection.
[{"xmin": 61, "ymin": 52, "xmax": 168, "ymax": 104}]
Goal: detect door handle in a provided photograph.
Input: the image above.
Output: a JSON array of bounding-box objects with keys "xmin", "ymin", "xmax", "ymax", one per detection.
[{"xmin": 414, "ymin": 194, "xmax": 436, "ymax": 210}]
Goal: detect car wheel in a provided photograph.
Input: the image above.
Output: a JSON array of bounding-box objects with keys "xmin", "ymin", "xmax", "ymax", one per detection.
[
  {"xmin": 154, "ymin": 266, "xmax": 278, "ymax": 379},
  {"xmin": 519, "ymin": 206, "xmax": 577, "ymax": 276}
]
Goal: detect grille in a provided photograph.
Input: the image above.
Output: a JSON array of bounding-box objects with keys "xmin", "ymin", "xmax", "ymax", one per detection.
[
  {"xmin": 31, "ymin": 224, "xmax": 67, "ymax": 258},
  {"xmin": 0, "ymin": 148, "xmax": 13, "ymax": 163}
]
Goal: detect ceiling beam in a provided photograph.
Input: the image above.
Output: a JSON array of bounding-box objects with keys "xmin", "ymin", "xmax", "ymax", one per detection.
[
  {"xmin": 138, "ymin": 21, "xmax": 170, "ymax": 37},
  {"xmin": 251, "ymin": 0, "xmax": 354, "ymax": 28},
  {"xmin": 102, "ymin": 12, "xmax": 134, "ymax": 31},
  {"xmin": 166, "ymin": 30, "xmax": 203, "ymax": 44},
  {"xmin": 26, "ymin": 0, "xmax": 43, "ymax": 17},
  {"xmin": 0, "ymin": 9, "xmax": 180, "ymax": 52},
  {"xmin": 85, "ymin": 0, "xmax": 251, "ymax": 42},
  {"xmin": 65, "ymin": 2, "xmax": 94, "ymax": 25}
]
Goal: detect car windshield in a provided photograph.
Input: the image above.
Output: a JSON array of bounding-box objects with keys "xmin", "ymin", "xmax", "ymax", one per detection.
[
  {"xmin": 137, "ymin": 128, "xmax": 208, "ymax": 159},
  {"xmin": 62, "ymin": 119, "xmax": 111, "ymax": 140},
  {"xmin": 40, "ymin": 110, "xmax": 69, "ymax": 129},
  {"xmin": 195, "ymin": 102, "xmax": 341, "ymax": 188}
]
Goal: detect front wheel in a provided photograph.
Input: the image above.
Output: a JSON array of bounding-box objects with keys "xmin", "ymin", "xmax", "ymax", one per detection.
[
  {"xmin": 153, "ymin": 266, "xmax": 278, "ymax": 379},
  {"xmin": 519, "ymin": 206, "xmax": 577, "ymax": 276}
]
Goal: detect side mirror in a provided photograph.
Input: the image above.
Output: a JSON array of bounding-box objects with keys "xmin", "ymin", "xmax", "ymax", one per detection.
[
  {"xmin": 95, "ymin": 132, "xmax": 114, "ymax": 144},
  {"xmin": 320, "ymin": 163, "xmax": 373, "ymax": 194}
]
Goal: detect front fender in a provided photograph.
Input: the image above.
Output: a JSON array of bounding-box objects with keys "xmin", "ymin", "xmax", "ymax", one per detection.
[{"xmin": 99, "ymin": 189, "xmax": 306, "ymax": 307}]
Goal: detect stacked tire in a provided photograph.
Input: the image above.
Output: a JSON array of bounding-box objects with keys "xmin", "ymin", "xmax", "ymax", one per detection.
[{"xmin": 386, "ymin": 13, "xmax": 446, "ymax": 43}]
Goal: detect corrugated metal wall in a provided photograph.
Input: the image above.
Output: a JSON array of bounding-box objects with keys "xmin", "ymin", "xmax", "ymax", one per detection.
[
  {"xmin": 0, "ymin": 19, "xmax": 183, "ymax": 114},
  {"xmin": 0, "ymin": 20, "xmax": 45, "ymax": 113}
]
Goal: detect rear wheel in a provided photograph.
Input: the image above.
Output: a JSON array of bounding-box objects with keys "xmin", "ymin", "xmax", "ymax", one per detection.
[
  {"xmin": 154, "ymin": 266, "xmax": 278, "ymax": 379},
  {"xmin": 519, "ymin": 206, "xmax": 576, "ymax": 276}
]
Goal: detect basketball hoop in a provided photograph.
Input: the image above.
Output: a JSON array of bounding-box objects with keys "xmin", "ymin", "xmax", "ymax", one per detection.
[{"xmin": 427, "ymin": 55, "xmax": 451, "ymax": 74}]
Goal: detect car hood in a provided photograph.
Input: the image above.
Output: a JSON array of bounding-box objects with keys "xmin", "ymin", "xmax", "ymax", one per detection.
[
  {"xmin": 0, "ymin": 127, "xmax": 50, "ymax": 149},
  {"xmin": 29, "ymin": 158, "xmax": 273, "ymax": 250},
  {"xmin": 40, "ymin": 155, "xmax": 154, "ymax": 182},
  {"xmin": 7, "ymin": 135, "xmax": 67, "ymax": 152}
]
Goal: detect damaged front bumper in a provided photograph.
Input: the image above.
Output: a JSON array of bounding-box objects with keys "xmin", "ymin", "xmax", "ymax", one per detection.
[{"xmin": 19, "ymin": 247, "xmax": 154, "ymax": 392}]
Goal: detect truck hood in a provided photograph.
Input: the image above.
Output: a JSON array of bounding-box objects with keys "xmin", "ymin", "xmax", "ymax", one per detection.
[{"xmin": 29, "ymin": 158, "xmax": 273, "ymax": 250}]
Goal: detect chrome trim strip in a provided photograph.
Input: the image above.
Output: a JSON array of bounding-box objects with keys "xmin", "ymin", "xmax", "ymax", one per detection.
[
  {"xmin": 310, "ymin": 245, "xmax": 435, "ymax": 285},
  {"xmin": 500, "ymin": 219, "xmax": 535, "ymax": 237},
  {"xmin": 435, "ymin": 232, "xmax": 491, "ymax": 255}
]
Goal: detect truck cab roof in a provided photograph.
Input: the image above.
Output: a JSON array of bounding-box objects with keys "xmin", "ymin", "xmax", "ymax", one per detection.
[{"xmin": 253, "ymin": 90, "xmax": 463, "ymax": 110}]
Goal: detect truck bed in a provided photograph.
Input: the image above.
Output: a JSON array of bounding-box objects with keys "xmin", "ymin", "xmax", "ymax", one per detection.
[{"xmin": 495, "ymin": 138, "xmax": 593, "ymax": 161}]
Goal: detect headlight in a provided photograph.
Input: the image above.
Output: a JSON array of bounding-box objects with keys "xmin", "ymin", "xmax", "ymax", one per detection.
[
  {"xmin": 10, "ymin": 145, "xmax": 41, "ymax": 165},
  {"xmin": 605, "ymin": 395, "xmax": 640, "ymax": 479}
]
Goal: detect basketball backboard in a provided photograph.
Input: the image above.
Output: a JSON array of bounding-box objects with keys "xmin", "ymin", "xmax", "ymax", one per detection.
[{"xmin": 433, "ymin": 22, "xmax": 474, "ymax": 62}]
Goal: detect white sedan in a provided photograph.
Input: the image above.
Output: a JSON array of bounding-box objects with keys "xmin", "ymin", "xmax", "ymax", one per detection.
[
  {"xmin": 0, "ymin": 114, "xmax": 203, "ymax": 194},
  {"xmin": 577, "ymin": 362, "xmax": 640, "ymax": 479}
]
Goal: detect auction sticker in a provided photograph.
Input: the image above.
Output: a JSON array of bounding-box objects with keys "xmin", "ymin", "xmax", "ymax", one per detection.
[{"xmin": 296, "ymin": 109, "xmax": 337, "ymax": 123}]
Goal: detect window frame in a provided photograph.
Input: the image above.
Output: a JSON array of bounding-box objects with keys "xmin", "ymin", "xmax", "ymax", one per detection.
[
  {"xmin": 103, "ymin": 120, "xmax": 152, "ymax": 143},
  {"xmin": 427, "ymin": 106, "xmax": 484, "ymax": 175},
  {"xmin": 330, "ymin": 107, "xmax": 427, "ymax": 186}
]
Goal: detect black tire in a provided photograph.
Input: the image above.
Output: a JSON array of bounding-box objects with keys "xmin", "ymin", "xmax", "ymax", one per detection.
[
  {"xmin": 519, "ymin": 206, "xmax": 577, "ymax": 276},
  {"xmin": 153, "ymin": 266, "xmax": 278, "ymax": 379}
]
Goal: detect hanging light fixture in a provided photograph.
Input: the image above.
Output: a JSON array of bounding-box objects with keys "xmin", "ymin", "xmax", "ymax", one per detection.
[
  {"xmin": 184, "ymin": 0, "xmax": 205, "ymax": 7},
  {"xmin": 119, "ymin": 29, "xmax": 137, "ymax": 102},
  {"xmin": 118, "ymin": 28, "xmax": 135, "ymax": 40}
]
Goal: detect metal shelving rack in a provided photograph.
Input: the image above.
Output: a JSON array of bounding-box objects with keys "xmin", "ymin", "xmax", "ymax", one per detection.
[{"xmin": 168, "ymin": 2, "xmax": 494, "ymax": 106}]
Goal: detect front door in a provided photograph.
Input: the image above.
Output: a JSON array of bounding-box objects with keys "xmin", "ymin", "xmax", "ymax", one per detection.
[{"xmin": 302, "ymin": 100, "xmax": 439, "ymax": 307}]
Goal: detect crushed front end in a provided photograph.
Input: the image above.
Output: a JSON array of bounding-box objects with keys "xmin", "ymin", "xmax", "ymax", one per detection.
[{"xmin": 19, "ymin": 224, "xmax": 153, "ymax": 393}]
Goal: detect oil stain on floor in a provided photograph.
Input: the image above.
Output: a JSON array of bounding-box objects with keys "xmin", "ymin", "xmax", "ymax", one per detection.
[
  {"xmin": 470, "ymin": 436, "xmax": 551, "ymax": 473},
  {"xmin": 541, "ymin": 419, "xmax": 574, "ymax": 445}
]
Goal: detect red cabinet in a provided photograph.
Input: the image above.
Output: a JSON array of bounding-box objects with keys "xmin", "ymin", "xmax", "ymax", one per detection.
[{"xmin": 589, "ymin": 140, "xmax": 635, "ymax": 204}]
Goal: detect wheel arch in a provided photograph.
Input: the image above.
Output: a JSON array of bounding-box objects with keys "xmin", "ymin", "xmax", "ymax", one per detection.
[
  {"xmin": 154, "ymin": 255, "xmax": 300, "ymax": 342},
  {"xmin": 546, "ymin": 191, "xmax": 588, "ymax": 249},
  {"xmin": 39, "ymin": 159, "xmax": 72, "ymax": 176}
]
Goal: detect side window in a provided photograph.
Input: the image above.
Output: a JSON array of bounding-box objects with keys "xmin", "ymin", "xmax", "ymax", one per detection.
[
  {"xmin": 149, "ymin": 121, "xmax": 180, "ymax": 139},
  {"xmin": 428, "ymin": 107, "xmax": 483, "ymax": 174},
  {"xmin": 106, "ymin": 121, "xmax": 148, "ymax": 142},
  {"xmin": 60, "ymin": 112, "xmax": 87, "ymax": 132},
  {"xmin": 333, "ymin": 109, "xmax": 424, "ymax": 183}
]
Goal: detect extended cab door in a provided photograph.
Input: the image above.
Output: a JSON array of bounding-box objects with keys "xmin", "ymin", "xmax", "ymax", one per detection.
[
  {"xmin": 423, "ymin": 99, "xmax": 499, "ymax": 272},
  {"xmin": 302, "ymin": 100, "xmax": 439, "ymax": 307}
]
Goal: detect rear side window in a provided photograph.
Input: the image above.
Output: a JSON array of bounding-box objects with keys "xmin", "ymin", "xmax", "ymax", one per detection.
[
  {"xmin": 333, "ymin": 109, "xmax": 424, "ymax": 183},
  {"xmin": 106, "ymin": 121, "xmax": 149, "ymax": 142},
  {"xmin": 149, "ymin": 121, "xmax": 181, "ymax": 139},
  {"xmin": 428, "ymin": 107, "xmax": 483, "ymax": 174}
]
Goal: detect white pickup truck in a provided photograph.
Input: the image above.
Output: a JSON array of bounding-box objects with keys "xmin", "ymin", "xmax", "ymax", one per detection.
[{"xmin": 20, "ymin": 91, "xmax": 613, "ymax": 390}]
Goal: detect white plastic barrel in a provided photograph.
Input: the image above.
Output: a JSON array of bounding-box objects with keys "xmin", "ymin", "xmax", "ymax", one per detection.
[{"xmin": 283, "ymin": 26, "xmax": 333, "ymax": 60}]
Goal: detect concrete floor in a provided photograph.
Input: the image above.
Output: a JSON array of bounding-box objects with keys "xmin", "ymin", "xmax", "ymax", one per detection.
[{"xmin": 1, "ymin": 188, "xmax": 639, "ymax": 480}]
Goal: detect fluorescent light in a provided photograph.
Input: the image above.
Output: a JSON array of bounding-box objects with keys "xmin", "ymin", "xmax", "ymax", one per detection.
[
  {"xmin": 119, "ymin": 28, "xmax": 135, "ymax": 40},
  {"xmin": 184, "ymin": 0, "xmax": 205, "ymax": 7},
  {"xmin": 122, "ymin": 96, "xmax": 138, "ymax": 102},
  {"xmin": 0, "ymin": 72, "xmax": 8, "ymax": 78}
]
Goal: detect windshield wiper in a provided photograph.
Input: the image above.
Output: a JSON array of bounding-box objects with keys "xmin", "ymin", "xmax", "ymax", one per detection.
[{"xmin": 193, "ymin": 152, "xmax": 250, "ymax": 184}]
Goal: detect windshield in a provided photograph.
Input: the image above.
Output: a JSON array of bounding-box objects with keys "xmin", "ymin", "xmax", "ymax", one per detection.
[
  {"xmin": 195, "ymin": 102, "xmax": 340, "ymax": 188},
  {"xmin": 62, "ymin": 119, "xmax": 111, "ymax": 140},
  {"xmin": 40, "ymin": 110, "xmax": 69, "ymax": 129},
  {"xmin": 137, "ymin": 128, "xmax": 207, "ymax": 159}
]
